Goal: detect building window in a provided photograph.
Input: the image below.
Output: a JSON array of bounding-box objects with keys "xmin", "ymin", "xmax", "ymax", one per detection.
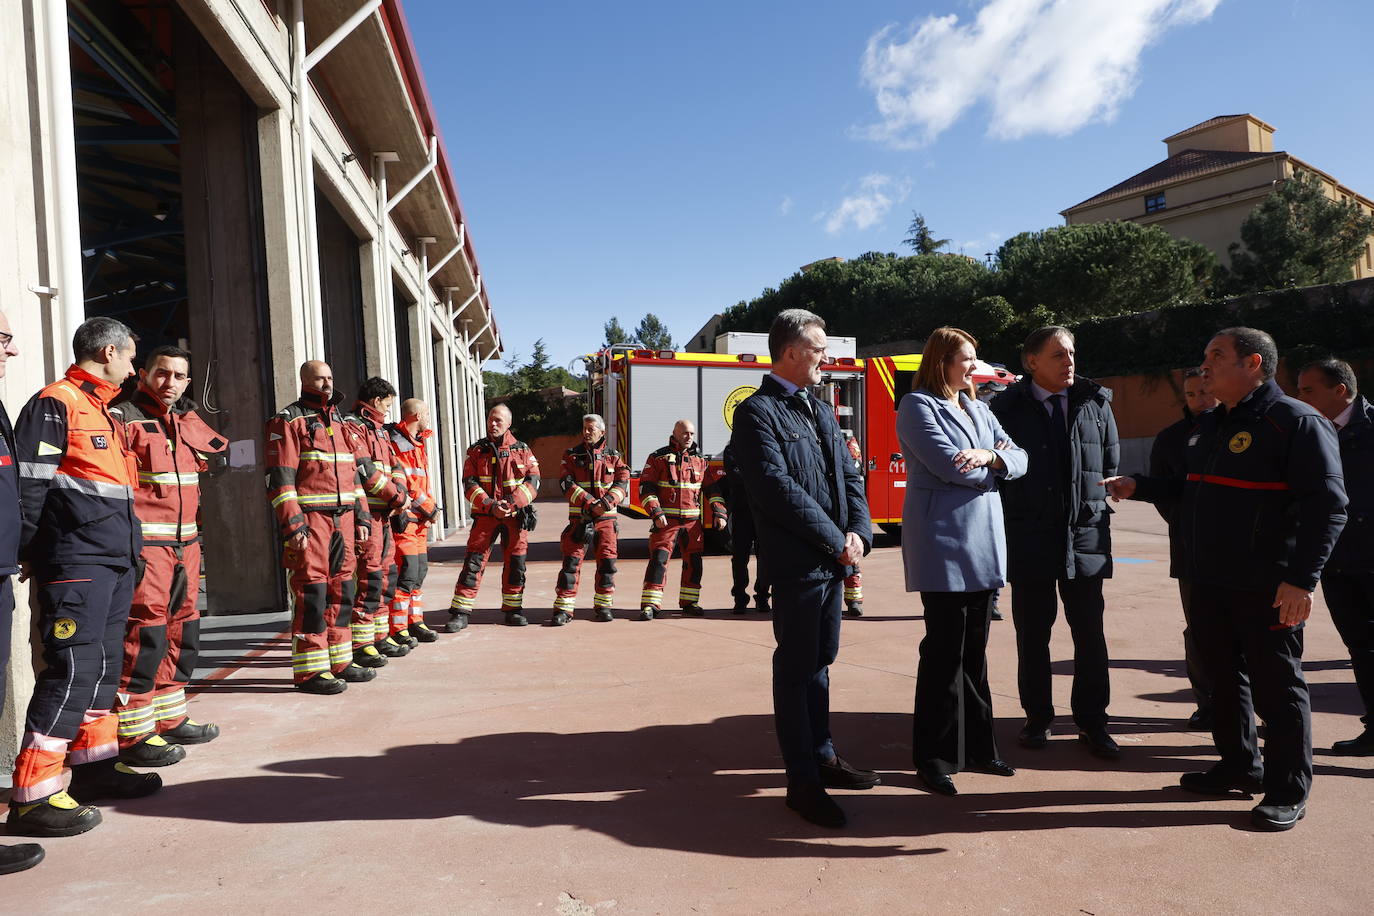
[{"xmin": 1145, "ymin": 192, "xmax": 1167, "ymax": 213}]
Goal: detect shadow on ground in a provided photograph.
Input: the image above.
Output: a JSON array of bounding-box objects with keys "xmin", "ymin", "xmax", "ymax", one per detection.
[{"xmin": 110, "ymin": 712, "xmax": 1319, "ymax": 855}]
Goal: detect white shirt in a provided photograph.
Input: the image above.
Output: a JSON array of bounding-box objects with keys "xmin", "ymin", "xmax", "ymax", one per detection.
[
  {"xmin": 1030, "ymin": 380, "xmax": 1069, "ymax": 428},
  {"xmin": 1333, "ymin": 401, "xmax": 1355, "ymax": 430}
]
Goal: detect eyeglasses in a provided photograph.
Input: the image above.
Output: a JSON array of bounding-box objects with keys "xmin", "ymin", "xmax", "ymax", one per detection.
[{"xmin": 0, "ymin": 331, "xmax": 13, "ymax": 349}]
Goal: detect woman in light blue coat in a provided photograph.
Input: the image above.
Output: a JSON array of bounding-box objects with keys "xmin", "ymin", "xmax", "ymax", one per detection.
[{"xmin": 897, "ymin": 327, "xmax": 1028, "ymax": 797}]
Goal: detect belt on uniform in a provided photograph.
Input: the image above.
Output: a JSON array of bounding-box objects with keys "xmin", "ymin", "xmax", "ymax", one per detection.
[
  {"xmin": 303, "ymin": 504, "xmax": 354, "ymax": 515},
  {"xmin": 1186, "ymin": 473, "xmax": 1290, "ymax": 491}
]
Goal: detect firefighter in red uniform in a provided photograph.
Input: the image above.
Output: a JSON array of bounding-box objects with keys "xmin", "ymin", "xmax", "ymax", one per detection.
[
  {"xmin": 449, "ymin": 404, "xmax": 541, "ymax": 627},
  {"xmin": 388, "ymin": 398, "xmax": 440, "ymax": 643},
  {"xmin": 343, "ymin": 378, "xmax": 410, "ymax": 664},
  {"xmin": 842, "ymin": 429, "xmax": 864, "ymax": 618},
  {"xmin": 9, "ymin": 317, "xmax": 162, "ymax": 838},
  {"xmin": 554, "ymin": 413, "xmax": 630, "ymax": 624},
  {"xmin": 638, "ymin": 419, "xmax": 727, "ymax": 619},
  {"xmin": 265, "ymin": 361, "xmax": 376, "ymax": 695},
  {"xmin": 109, "ymin": 346, "xmax": 228, "ymax": 767}
]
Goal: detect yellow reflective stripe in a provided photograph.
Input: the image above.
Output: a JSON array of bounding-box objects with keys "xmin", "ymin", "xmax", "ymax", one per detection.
[
  {"xmin": 656, "ymin": 481, "xmax": 702, "ymax": 490},
  {"xmin": 271, "ymin": 490, "xmax": 299, "ymax": 507},
  {"xmin": 300, "ymin": 451, "xmax": 355, "ymax": 463},
  {"xmin": 366, "ymin": 476, "xmax": 389, "ymax": 494},
  {"xmin": 138, "ymin": 471, "xmax": 200, "ymax": 485},
  {"xmin": 141, "ymin": 523, "xmax": 197, "ymax": 537},
  {"xmin": 297, "ymin": 493, "xmax": 349, "ymax": 505}
]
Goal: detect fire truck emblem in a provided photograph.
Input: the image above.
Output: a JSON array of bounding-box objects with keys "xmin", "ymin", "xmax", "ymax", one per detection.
[{"xmin": 723, "ymin": 385, "xmax": 757, "ymax": 430}]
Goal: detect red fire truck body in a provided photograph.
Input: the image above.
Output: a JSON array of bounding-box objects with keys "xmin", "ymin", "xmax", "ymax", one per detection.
[{"xmin": 584, "ymin": 347, "xmax": 1015, "ymax": 533}]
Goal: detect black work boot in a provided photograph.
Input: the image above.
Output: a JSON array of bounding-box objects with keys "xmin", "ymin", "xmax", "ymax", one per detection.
[
  {"xmin": 339, "ymin": 663, "xmax": 377, "ymax": 683},
  {"xmin": 503, "ymin": 611, "xmax": 529, "ymax": 627},
  {"xmin": 444, "ymin": 611, "xmax": 470, "ymax": 633},
  {"xmin": 0, "ymin": 842, "xmax": 46, "ymax": 874},
  {"xmin": 161, "ymin": 720, "xmax": 221, "ymax": 745},
  {"xmin": 296, "ymin": 672, "xmax": 347, "ymax": 695},
  {"xmin": 7, "ymin": 792, "xmax": 102, "ymax": 838},
  {"xmin": 594, "ymin": 607, "xmax": 614, "ymax": 622},
  {"xmin": 844, "ymin": 600, "xmax": 864, "ymax": 618},
  {"xmin": 377, "ymin": 636, "xmax": 409, "ymax": 657},
  {"xmin": 681, "ymin": 604, "xmax": 705, "ymax": 617},
  {"xmin": 550, "ymin": 611, "xmax": 570, "ymax": 626},
  {"xmin": 118, "ymin": 735, "xmax": 187, "ymax": 768},
  {"xmin": 353, "ymin": 645, "xmax": 389, "ymax": 668},
  {"xmin": 68, "ymin": 759, "xmax": 163, "ymax": 801},
  {"xmin": 410, "ymin": 622, "xmax": 439, "ymax": 643},
  {"xmin": 396, "ymin": 628, "xmax": 419, "ymax": 649},
  {"xmin": 638, "ymin": 605, "xmax": 658, "ymax": 621}
]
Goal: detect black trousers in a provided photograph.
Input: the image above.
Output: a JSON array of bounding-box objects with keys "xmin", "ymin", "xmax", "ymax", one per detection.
[
  {"xmin": 729, "ymin": 503, "xmax": 769, "ymax": 605},
  {"xmin": 771, "ymin": 574, "xmax": 841, "ymax": 787},
  {"xmin": 1009, "ymin": 576, "xmax": 1109, "ymax": 729},
  {"xmin": 0, "ymin": 575, "xmax": 12, "ymax": 711},
  {"xmin": 912, "ymin": 590, "xmax": 998, "ymax": 774},
  {"xmin": 1191, "ymin": 582, "xmax": 1311, "ymax": 805},
  {"xmin": 1178, "ymin": 578, "xmax": 1214, "ymax": 712},
  {"xmin": 1320, "ymin": 572, "xmax": 1374, "ymax": 725}
]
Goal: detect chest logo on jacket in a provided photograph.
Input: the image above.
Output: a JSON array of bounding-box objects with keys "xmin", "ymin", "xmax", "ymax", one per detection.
[{"xmin": 1229, "ymin": 431, "xmax": 1253, "ymax": 454}]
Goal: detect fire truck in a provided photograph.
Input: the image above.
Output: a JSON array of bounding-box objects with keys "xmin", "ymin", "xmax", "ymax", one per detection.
[{"xmin": 583, "ymin": 343, "xmax": 1016, "ymax": 534}]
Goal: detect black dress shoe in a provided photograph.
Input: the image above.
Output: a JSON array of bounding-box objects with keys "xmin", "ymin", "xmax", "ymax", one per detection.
[
  {"xmin": 1330, "ymin": 728, "xmax": 1374, "ymax": 756},
  {"xmin": 1252, "ymin": 800, "xmax": 1306, "ymax": 831},
  {"xmin": 1180, "ymin": 768, "xmax": 1264, "ymax": 796},
  {"xmin": 990, "ymin": 604, "xmax": 1004, "ymax": 621},
  {"xmin": 731, "ymin": 603, "xmax": 749, "ymax": 615},
  {"xmin": 785, "ymin": 785, "xmax": 846, "ymax": 828},
  {"xmin": 756, "ymin": 599, "xmax": 771, "ymax": 613},
  {"xmin": 1018, "ymin": 719, "xmax": 1052, "ymax": 749},
  {"xmin": 966, "ymin": 758, "xmax": 1016, "ymax": 777},
  {"xmin": 818, "ymin": 756, "xmax": 881, "ymax": 790},
  {"xmin": 1078, "ymin": 727, "xmax": 1121, "ymax": 759},
  {"xmin": 0, "ymin": 843, "xmax": 45, "ymax": 875},
  {"xmin": 1187, "ymin": 708, "xmax": 1214, "ymax": 730},
  {"xmin": 918, "ymin": 768, "xmax": 957, "ymax": 796}
]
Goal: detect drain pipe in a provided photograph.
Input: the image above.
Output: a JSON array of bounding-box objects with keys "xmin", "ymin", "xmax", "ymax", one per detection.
[{"xmin": 45, "ymin": 0, "xmax": 86, "ymax": 356}]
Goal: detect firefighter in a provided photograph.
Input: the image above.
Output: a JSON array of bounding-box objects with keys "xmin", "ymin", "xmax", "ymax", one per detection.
[
  {"xmin": 553, "ymin": 413, "xmax": 630, "ymax": 624},
  {"xmin": 265, "ymin": 360, "xmax": 375, "ymax": 695},
  {"xmin": 638, "ymin": 419, "xmax": 727, "ymax": 620},
  {"xmin": 8, "ymin": 317, "xmax": 162, "ymax": 838},
  {"xmin": 448, "ymin": 404, "xmax": 541, "ymax": 627},
  {"xmin": 841, "ymin": 429, "xmax": 864, "ymax": 618},
  {"xmin": 388, "ymin": 398, "xmax": 441, "ymax": 642},
  {"xmin": 344, "ymin": 378, "xmax": 411, "ymax": 664},
  {"xmin": 109, "ymin": 346, "xmax": 228, "ymax": 767}
]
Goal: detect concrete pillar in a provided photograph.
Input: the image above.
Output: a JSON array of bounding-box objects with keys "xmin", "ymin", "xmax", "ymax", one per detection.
[{"xmin": 256, "ymin": 106, "xmax": 310, "ymax": 408}]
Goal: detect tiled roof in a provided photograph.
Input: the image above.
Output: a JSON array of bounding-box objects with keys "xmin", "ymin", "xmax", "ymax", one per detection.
[
  {"xmin": 1063, "ymin": 148, "xmax": 1283, "ymax": 212},
  {"xmin": 1162, "ymin": 114, "xmax": 1248, "ymax": 143}
]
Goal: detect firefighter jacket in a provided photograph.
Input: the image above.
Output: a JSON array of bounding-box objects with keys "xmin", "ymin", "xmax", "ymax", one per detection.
[
  {"xmin": 639, "ymin": 440, "xmax": 726, "ymax": 525},
  {"xmin": 559, "ymin": 438, "xmax": 629, "ymax": 520},
  {"xmin": 265, "ymin": 386, "xmax": 369, "ymax": 541},
  {"xmin": 344, "ymin": 401, "xmax": 407, "ymax": 517},
  {"xmin": 462, "ymin": 431, "xmax": 539, "ymax": 516},
  {"xmin": 1133, "ymin": 378, "xmax": 1347, "ymax": 594},
  {"xmin": 111, "ymin": 386, "xmax": 228, "ymax": 547},
  {"xmin": 15, "ymin": 365, "xmax": 140, "ymax": 568},
  {"xmin": 387, "ymin": 423, "xmax": 438, "ymax": 526},
  {"xmin": 1, "ymin": 400, "xmax": 19, "ymax": 576}
]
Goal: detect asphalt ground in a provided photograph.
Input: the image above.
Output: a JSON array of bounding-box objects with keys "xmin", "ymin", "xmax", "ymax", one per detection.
[{"xmin": 3, "ymin": 499, "xmax": 1371, "ymax": 913}]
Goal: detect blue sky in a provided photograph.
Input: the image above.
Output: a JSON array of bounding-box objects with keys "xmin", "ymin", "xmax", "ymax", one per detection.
[{"xmin": 405, "ymin": 0, "xmax": 1374, "ymax": 374}]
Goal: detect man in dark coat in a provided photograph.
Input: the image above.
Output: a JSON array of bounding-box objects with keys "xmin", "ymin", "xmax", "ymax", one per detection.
[
  {"xmin": 990, "ymin": 326, "xmax": 1121, "ymax": 759},
  {"xmin": 1297, "ymin": 358, "xmax": 1374, "ymax": 756},
  {"xmin": 730, "ymin": 308, "xmax": 876, "ymax": 828},
  {"xmin": 1149, "ymin": 367, "xmax": 1218, "ymax": 730},
  {"xmin": 1106, "ymin": 328, "xmax": 1346, "ymax": 831}
]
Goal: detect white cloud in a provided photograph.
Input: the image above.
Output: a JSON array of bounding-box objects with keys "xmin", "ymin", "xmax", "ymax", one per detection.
[
  {"xmin": 780, "ymin": 195, "xmax": 794, "ymax": 215},
  {"xmin": 858, "ymin": 0, "xmax": 1223, "ymax": 148},
  {"xmin": 822, "ymin": 173, "xmax": 912, "ymax": 235}
]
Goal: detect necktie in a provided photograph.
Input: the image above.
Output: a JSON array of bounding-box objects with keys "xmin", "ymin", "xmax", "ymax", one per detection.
[{"xmin": 1050, "ymin": 393, "xmax": 1069, "ymax": 445}]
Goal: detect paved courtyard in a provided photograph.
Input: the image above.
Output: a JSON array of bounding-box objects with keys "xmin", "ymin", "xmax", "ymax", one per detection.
[{"xmin": 4, "ymin": 500, "xmax": 1370, "ymax": 913}]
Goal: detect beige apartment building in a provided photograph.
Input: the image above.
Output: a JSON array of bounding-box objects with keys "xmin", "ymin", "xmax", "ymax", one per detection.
[{"xmin": 1062, "ymin": 114, "xmax": 1374, "ymax": 279}]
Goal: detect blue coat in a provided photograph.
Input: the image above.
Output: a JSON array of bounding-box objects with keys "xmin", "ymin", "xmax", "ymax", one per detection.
[
  {"xmin": 897, "ymin": 389, "xmax": 1027, "ymax": 592},
  {"xmin": 729, "ymin": 374, "xmax": 872, "ymax": 581}
]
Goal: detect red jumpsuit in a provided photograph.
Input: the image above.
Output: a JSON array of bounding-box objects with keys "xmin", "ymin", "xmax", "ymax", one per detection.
[
  {"xmin": 387, "ymin": 423, "xmax": 438, "ymax": 636},
  {"xmin": 555, "ymin": 439, "xmax": 630, "ymax": 616},
  {"xmin": 111, "ymin": 387, "xmax": 227, "ymax": 748},
  {"xmin": 638, "ymin": 441, "xmax": 726, "ymax": 611},
  {"xmin": 449, "ymin": 432, "xmax": 540, "ymax": 615},
  {"xmin": 344, "ymin": 402, "xmax": 407, "ymax": 650},
  {"xmin": 265, "ymin": 387, "xmax": 372, "ymax": 684}
]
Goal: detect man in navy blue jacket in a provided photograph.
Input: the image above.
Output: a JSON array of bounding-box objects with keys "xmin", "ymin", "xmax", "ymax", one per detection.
[
  {"xmin": 0, "ymin": 309, "xmax": 45, "ymax": 874},
  {"xmin": 1105, "ymin": 327, "xmax": 1347, "ymax": 832},
  {"xmin": 729, "ymin": 309, "xmax": 876, "ymax": 828}
]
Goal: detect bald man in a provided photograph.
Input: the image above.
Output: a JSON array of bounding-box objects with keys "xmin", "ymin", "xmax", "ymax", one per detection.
[
  {"xmin": 265, "ymin": 360, "xmax": 375, "ymax": 694},
  {"xmin": 449, "ymin": 405, "xmax": 541, "ymax": 627},
  {"xmin": 386, "ymin": 398, "xmax": 440, "ymax": 644}
]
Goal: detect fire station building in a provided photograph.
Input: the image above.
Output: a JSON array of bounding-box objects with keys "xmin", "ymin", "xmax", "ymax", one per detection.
[{"xmin": 1, "ymin": 1, "xmax": 499, "ymax": 771}]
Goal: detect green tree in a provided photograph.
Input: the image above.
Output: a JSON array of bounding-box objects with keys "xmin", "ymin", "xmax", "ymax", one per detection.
[
  {"xmin": 994, "ymin": 221, "xmax": 1216, "ymax": 322},
  {"xmin": 518, "ymin": 338, "xmax": 557, "ymax": 391},
  {"xmin": 634, "ymin": 313, "xmax": 674, "ymax": 350},
  {"xmin": 1225, "ymin": 171, "xmax": 1374, "ymax": 293},
  {"xmin": 903, "ymin": 212, "xmax": 951, "ymax": 255},
  {"xmin": 604, "ymin": 316, "xmax": 631, "ymax": 347}
]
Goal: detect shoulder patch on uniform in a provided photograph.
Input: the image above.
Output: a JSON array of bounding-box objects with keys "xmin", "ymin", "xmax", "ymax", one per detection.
[
  {"xmin": 269, "ymin": 432, "xmax": 283, "ymax": 441},
  {"xmin": 37, "ymin": 441, "xmax": 62, "ymax": 456},
  {"xmin": 140, "ymin": 421, "xmax": 161, "ymax": 432}
]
